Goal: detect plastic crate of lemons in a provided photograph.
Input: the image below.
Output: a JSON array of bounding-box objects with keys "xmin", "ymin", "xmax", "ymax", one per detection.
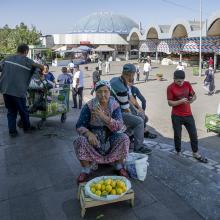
[{"xmin": 85, "ymin": 176, "xmax": 131, "ymax": 201}]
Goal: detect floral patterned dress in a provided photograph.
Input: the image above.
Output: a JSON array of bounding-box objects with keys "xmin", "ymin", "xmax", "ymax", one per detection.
[{"xmin": 74, "ymin": 97, "xmax": 129, "ymax": 164}]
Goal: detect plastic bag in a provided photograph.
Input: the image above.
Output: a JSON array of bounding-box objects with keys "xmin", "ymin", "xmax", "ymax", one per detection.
[{"xmin": 125, "ymin": 153, "xmax": 149, "ymax": 181}]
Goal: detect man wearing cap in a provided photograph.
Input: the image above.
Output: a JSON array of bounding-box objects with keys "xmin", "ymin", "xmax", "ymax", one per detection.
[
  {"xmin": 110, "ymin": 63, "xmax": 152, "ymax": 155},
  {"xmin": 167, "ymin": 70, "xmax": 208, "ymax": 163}
]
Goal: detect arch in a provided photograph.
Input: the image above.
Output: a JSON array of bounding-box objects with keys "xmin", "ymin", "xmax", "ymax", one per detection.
[
  {"xmin": 146, "ymin": 27, "xmax": 158, "ymax": 39},
  {"xmin": 207, "ymin": 12, "xmax": 220, "ymax": 36},
  {"xmin": 168, "ymin": 20, "xmax": 191, "ymax": 38},
  {"xmin": 144, "ymin": 25, "xmax": 161, "ymax": 40},
  {"xmin": 127, "ymin": 28, "xmax": 142, "ymax": 42}
]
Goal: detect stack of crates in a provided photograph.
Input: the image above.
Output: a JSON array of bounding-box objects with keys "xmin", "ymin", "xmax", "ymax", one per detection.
[{"xmin": 205, "ymin": 114, "xmax": 220, "ymax": 134}]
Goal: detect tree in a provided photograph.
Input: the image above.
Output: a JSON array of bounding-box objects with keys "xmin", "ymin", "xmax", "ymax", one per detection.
[{"xmin": 0, "ymin": 22, "xmax": 41, "ymax": 54}]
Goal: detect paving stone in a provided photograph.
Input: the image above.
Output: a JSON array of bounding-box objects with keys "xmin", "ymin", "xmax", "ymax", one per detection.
[
  {"xmin": 9, "ymin": 192, "xmax": 46, "ymax": 220},
  {"xmin": 133, "ymin": 201, "xmax": 179, "ymax": 220},
  {"xmin": 0, "ymin": 200, "xmax": 10, "ymax": 220}
]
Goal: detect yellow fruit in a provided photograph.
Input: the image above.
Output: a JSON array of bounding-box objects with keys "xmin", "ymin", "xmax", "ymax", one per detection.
[
  {"xmin": 104, "ymin": 179, "xmax": 112, "ymax": 185},
  {"xmin": 116, "ymin": 181, "xmax": 124, "ymax": 188},
  {"xmin": 99, "ymin": 180, "xmax": 104, "ymax": 185},
  {"xmin": 116, "ymin": 188, "xmax": 122, "ymax": 195},
  {"xmin": 95, "ymin": 190, "xmax": 101, "ymax": 196},
  {"xmin": 91, "ymin": 187, "xmax": 96, "ymax": 193},
  {"xmin": 121, "ymin": 185, "xmax": 127, "ymax": 193},
  {"xmin": 105, "ymin": 185, "xmax": 112, "ymax": 193},
  {"xmin": 95, "ymin": 183, "xmax": 101, "ymax": 190},
  {"xmin": 110, "ymin": 189, "xmax": 116, "ymax": 195},
  {"xmin": 101, "ymin": 184, "xmax": 106, "ymax": 191},
  {"xmin": 111, "ymin": 181, "xmax": 116, "ymax": 188},
  {"xmin": 101, "ymin": 191, "xmax": 108, "ymax": 196}
]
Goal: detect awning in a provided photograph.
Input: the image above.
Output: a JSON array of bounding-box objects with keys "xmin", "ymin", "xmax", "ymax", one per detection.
[
  {"xmin": 139, "ymin": 40, "xmax": 157, "ymax": 52},
  {"xmin": 157, "ymin": 39, "xmax": 181, "ymax": 54},
  {"xmin": 77, "ymin": 45, "xmax": 92, "ymax": 52},
  {"xmin": 180, "ymin": 37, "xmax": 220, "ymax": 53},
  {"xmin": 93, "ymin": 45, "xmax": 115, "ymax": 52}
]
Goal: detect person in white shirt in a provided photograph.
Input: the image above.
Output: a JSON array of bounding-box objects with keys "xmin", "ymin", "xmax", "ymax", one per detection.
[
  {"xmin": 105, "ymin": 60, "xmax": 110, "ymax": 74},
  {"xmin": 72, "ymin": 65, "xmax": 84, "ymax": 109},
  {"xmin": 143, "ymin": 60, "xmax": 151, "ymax": 82},
  {"xmin": 176, "ymin": 62, "xmax": 185, "ymax": 71},
  {"xmin": 98, "ymin": 59, "xmax": 102, "ymax": 75}
]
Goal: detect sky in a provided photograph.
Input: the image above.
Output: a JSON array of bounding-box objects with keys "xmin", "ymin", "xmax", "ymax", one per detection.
[{"xmin": 0, "ymin": 0, "xmax": 220, "ymax": 34}]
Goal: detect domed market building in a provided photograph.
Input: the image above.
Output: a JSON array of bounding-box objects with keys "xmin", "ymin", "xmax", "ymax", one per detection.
[{"xmin": 52, "ymin": 12, "xmax": 140, "ymax": 61}]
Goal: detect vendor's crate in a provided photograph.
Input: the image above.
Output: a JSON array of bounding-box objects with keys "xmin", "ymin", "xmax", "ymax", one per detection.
[
  {"xmin": 205, "ymin": 114, "xmax": 220, "ymax": 134},
  {"xmin": 77, "ymin": 183, "xmax": 134, "ymax": 218}
]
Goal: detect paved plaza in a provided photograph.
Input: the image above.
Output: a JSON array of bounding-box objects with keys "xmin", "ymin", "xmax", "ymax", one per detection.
[{"xmin": 0, "ymin": 61, "xmax": 220, "ymax": 220}]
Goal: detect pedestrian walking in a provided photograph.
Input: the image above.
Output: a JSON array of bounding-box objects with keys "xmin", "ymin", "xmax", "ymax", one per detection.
[
  {"xmin": 90, "ymin": 67, "xmax": 101, "ymax": 95},
  {"xmin": 72, "ymin": 65, "xmax": 84, "ymax": 109},
  {"xmin": 203, "ymin": 67, "xmax": 215, "ymax": 95},
  {"xmin": 143, "ymin": 60, "xmax": 151, "ymax": 82}
]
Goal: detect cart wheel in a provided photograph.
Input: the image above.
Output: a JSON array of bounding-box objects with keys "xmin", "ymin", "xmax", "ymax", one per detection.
[
  {"xmin": 37, "ymin": 118, "xmax": 46, "ymax": 130},
  {"xmin": 61, "ymin": 113, "xmax": 67, "ymax": 123}
]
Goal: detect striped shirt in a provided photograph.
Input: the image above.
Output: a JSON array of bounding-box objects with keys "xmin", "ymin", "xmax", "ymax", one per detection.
[{"xmin": 110, "ymin": 76, "xmax": 130, "ymax": 110}]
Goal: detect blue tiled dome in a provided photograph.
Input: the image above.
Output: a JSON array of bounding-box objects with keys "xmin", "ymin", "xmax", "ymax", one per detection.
[{"xmin": 72, "ymin": 12, "xmax": 138, "ymax": 34}]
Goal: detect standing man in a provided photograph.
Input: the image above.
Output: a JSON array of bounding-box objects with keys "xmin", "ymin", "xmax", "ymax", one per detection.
[
  {"xmin": 167, "ymin": 70, "xmax": 208, "ymax": 163},
  {"xmin": 0, "ymin": 44, "xmax": 44, "ymax": 137},
  {"xmin": 176, "ymin": 61, "xmax": 185, "ymax": 71},
  {"xmin": 72, "ymin": 65, "xmax": 84, "ymax": 109},
  {"xmin": 90, "ymin": 67, "xmax": 101, "ymax": 95},
  {"xmin": 98, "ymin": 59, "xmax": 102, "ymax": 75},
  {"xmin": 143, "ymin": 60, "xmax": 151, "ymax": 82},
  {"xmin": 105, "ymin": 60, "xmax": 110, "ymax": 74}
]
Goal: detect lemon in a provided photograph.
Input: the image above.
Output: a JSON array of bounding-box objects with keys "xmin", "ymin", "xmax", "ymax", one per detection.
[
  {"xmin": 99, "ymin": 180, "xmax": 104, "ymax": 185},
  {"xmin": 116, "ymin": 188, "xmax": 122, "ymax": 195},
  {"xmin": 101, "ymin": 184, "xmax": 106, "ymax": 191},
  {"xmin": 105, "ymin": 185, "xmax": 112, "ymax": 193},
  {"xmin": 116, "ymin": 181, "xmax": 124, "ymax": 188},
  {"xmin": 111, "ymin": 181, "xmax": 116, "ymax": 188},
  {"xmin": 95, "ymin": 183, "xmax": 101, "ymax": 190},
  {"xmin": 104, "ymin": 179, "xmax": 112, "ymax": 185},
  {"xmin": 121, "ymin": 185, "xmax": 126, "ymax": 193},
  {"xmin": 95, "ymin": 190, "xmax": 101, "ymax": 196},
  {"xmin": 110, "ymin": 189, "xmax": 116, "ymax": 195},
  {"xmin": 90, "ymin": 183, "xmax": 95, "ymax": 189},
  {"xmin": 91, "ymin": 187, "xmax": 96, "ymax": 193}
]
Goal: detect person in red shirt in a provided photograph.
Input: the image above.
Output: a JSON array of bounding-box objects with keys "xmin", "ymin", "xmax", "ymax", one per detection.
[
  {"xmin": 167, "ymin": 70, "xmax": 208, "ymax": 163},
  {"xmin": 208, "ymin": 57, "xmax": 214, "ymax": 67}
]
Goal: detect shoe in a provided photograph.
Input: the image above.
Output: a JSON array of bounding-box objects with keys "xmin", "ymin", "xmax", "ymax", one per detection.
[
  {"xmin": 118, "ymin": 168, "xmax": 129, "ymax": 178},
  {"xmin": 77, "ymin": 173, "xmax": 89, "ymax": 184},
  {"xmin": 134, "ymin": 146, "xmax": 152, "ymax": 155},
  {"xmin": 9, "ymin": 130, "xmax": 18, "ymax": 137},
  {"xmin": 144, "ymin": 131, "xmax": 157, "ymax": 139}
]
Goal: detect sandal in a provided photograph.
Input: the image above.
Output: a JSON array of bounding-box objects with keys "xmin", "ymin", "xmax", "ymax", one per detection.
[
  {"xmin": 193, "ymin": 155, "xmax": 208, "ymax": 163},
  {"xmin": 77, "ymin": 173, "xmax": 89, "ymax": 184},
  {"xmin": 118, "ymin": 168, "xmax": 129, "ymax": 179},
  {"xmin": 144, "ymin": 131, "xmax": 157, "ymax": 139}
]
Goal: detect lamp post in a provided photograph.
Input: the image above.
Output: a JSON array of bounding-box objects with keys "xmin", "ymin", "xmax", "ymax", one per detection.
[{"xmin": 199, "ymin": 0, "xmax": 202, "ymax": 77}]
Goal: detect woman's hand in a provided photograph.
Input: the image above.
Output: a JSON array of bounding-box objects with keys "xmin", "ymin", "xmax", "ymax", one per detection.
[
  {"xmin": 93, "ymin": 106, "xmax": 111, "ymax": 123},
  {"xmin": 86, "ymin": 131, "xmax": 99, "ymax": 147}
]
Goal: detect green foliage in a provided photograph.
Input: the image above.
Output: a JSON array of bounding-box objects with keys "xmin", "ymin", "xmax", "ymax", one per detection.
[{"xmin": 0, "ymin": 22, "xmax": 41, "ymax": 54}]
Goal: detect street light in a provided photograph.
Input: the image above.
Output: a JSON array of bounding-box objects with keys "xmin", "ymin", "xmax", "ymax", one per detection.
[{"xmin": 199, "ymin": 0, "xmax": 202, "ymax": 77}]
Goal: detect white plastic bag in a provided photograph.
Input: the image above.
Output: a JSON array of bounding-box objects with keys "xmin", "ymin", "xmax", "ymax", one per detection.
[
  {"xmin": 217, "ymin": 102, "xmax": 220, "ymax": 116},
  {"xmin": 125, "ymin": 153, "xmax": 149, "ymax": 181}
]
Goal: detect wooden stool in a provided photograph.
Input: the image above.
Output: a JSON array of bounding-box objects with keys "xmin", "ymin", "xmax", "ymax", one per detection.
[{"xmin": 77, "ymin": 183, "xmax": 134, "ymax": 218}]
